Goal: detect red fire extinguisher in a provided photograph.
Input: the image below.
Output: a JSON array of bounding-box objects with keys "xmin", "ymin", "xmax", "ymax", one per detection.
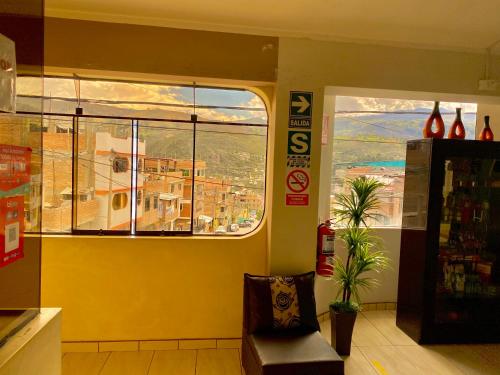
[{"xmin": 316, "ymin": 219, "xmax": 335, "ymax": 277}]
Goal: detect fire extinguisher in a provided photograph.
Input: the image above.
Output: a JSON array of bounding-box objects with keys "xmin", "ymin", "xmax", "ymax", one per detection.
[{"xmin": 316, "ymin": 219, "xmax": 335, "ymax": 277}]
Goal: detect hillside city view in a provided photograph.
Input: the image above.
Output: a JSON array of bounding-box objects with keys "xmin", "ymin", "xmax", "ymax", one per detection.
[
  {"xmin": 331, "ymin": 96, "xmax": 477, "ymax": 227},
  {"xmin": 2, "ymin": 78, "xmax": 480, "ymax": 233},
  {"xmin": 6, "ymin": 77, "xmax": 268, "ymax": 235}
]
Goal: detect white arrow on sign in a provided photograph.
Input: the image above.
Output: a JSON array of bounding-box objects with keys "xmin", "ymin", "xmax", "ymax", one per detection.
[{"xmin": 291, "ymin": 95, "xmax": 310, "ymax": 114}]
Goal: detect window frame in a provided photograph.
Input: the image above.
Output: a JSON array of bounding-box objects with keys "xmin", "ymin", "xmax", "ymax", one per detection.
[{"xmin": 17, "ymin": 76, "xmax": 269, "ymax": 237}]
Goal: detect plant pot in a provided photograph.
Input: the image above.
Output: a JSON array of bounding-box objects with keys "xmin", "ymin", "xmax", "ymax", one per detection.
[{"xmin": 329, "ymin": 306, "xmax": 357, "ymax": 356}]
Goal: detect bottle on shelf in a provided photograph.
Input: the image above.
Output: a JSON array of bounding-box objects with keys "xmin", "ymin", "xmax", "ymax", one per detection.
[
  {"xmin": 479, "ymin": 115, "xmax": 494, "ymax": 141},
  {"xmin": 448, "ymin": 108, "xmax": 466, "ymax": 139},
  {"xmin": 423, "ymin": 101, "xmax": 445, "ymax": 139}
]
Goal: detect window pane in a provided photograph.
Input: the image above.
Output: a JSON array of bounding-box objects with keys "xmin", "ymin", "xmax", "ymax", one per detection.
[
  {"xmin": 18, "ymin": 77, "xmax": 269, "ymax": 236},
  {"xmin": 195, "ymin": 88, "xmax": 267, "ymax": 125},
  {"xmin": 80, "ymin": 80, "xmax": 194, "ymax": 120},
  {"xmin": 194, "ymin": 123, "xmax": 267, "ymax": 235},
  {"xmin": 136, "ymin": 121, "xmax": 194, "ymax": 232},
  {"xmin": 74, "ymin": 117, "xmax": 133, "ymax": 231},
  {"xmin": 331, "ymin": 97, "xmax": 477, "ymax": 227},
  {"xmin": 41, "ymin": 115, "xmax": 73, "ymax": 232}
]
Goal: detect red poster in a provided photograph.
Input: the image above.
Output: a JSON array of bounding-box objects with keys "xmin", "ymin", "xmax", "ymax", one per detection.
[
  {"xmin": 0, "ymin": 144, "xmax": 31, "ymax": 268},
  {"xmin": 286, "ymin": 194, "xmax": 309, "ymax": 206},
  {"xmin": 0, "ymin": 196, "xmax": 24, "ymax": 267}
]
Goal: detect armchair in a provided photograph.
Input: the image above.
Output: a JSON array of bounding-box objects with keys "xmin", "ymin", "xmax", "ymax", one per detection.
[{"xmin": 242, "ymin": 272, "xmax": 344, "ymax": 375}]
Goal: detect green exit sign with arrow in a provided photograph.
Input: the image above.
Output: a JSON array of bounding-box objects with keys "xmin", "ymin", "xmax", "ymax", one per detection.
[{"xmin": 288, "ymin": 91, "xmax": 313, "ymax": 129}]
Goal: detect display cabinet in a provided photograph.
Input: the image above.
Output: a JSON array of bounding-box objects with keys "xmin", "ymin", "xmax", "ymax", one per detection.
[{"xmin": 397, "ymin": 138, "xmax": 500, "ymax": 343}]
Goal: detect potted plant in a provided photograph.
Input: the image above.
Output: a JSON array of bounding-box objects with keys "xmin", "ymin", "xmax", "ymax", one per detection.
[{"xmin": 329, "ymin": 177, "xmax": 389, "ymax": 355}]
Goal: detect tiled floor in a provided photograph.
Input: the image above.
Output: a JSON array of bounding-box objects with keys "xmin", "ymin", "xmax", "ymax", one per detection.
[{"xmin": 62, "ymin": 310, "xmax": 500, "ymax": 375}]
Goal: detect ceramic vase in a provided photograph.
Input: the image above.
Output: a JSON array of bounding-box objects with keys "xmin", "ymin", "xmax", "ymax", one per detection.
[
  {"xmin": 479, "ymin": 115, "xmax": 494, "ymax": 141},
  {"xmin": 448, "ymin": 108, "xmax": 466, "ymax": 139},
  {"xmin": 423, "ymin": 101, "xmax": 445, "ymax": 139}
]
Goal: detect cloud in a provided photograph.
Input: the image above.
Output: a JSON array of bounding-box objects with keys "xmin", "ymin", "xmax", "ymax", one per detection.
[
  {"xmin": 336, "ymin": 96, "xmax": 477, "ymax": 114},
  {"xmin": 17, "ymin": 77, "xmax": 269, "ymax": 123}
]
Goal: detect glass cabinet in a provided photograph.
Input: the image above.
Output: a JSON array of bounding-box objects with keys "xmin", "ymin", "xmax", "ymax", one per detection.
[{"xmin": 397, "ymin": 139, "xmax": 500, "ymax": 343}]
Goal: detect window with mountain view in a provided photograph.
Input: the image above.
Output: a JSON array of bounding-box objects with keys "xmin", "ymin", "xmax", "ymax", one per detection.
[
  {"xmin": 331, "ymin": 96, "xmax": 477, "ymax": 227},
  {"xmin": 15, "ymin": 77, "xmax": 268, "ymax": 235}
]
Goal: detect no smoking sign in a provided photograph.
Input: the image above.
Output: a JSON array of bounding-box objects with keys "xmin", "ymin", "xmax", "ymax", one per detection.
[
  {"xmin": 286, "ymin": 169, "xmax": 310, "ymax": 206},
  {"xmin": 286, "ymin": 169, "xmax": 309, "ymax": 193}
]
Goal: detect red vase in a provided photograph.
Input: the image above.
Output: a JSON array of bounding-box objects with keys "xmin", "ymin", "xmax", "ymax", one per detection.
[
  {"xmin": 423, "ymin": 101, "xmax": 445, "ymax": 139},
  {"xmin": 448, "ymin": 108, "xmax": 466, "ymax": 139},
  {"xmin": 479, "ymin": 116, "xmax": 494, "ymax": 141}
]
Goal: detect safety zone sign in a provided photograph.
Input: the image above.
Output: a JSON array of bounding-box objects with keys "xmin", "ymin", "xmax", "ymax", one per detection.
[
  {"xmin": 286, "ymin": 169, "xmax": 310, "ymax": 206},
  {"xmin": 288, "ymin": 131, "xmax": 311, "ymax": 155}
]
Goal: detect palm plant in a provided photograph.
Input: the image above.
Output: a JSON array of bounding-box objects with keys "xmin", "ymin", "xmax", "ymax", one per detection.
[{"xmin": 330, "ymin": 177, "xmax": 389, "ymax": 312}]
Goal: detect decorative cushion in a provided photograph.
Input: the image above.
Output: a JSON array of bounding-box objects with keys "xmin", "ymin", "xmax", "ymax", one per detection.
[
  {"xmin": 269, "ymin": 276, "xmax": 301, "ymax": 329},
  {"xmin": 244, "ymin": 271, "xmax": 320, "ymax": 335}
]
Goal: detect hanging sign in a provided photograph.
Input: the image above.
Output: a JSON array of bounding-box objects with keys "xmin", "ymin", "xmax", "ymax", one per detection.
[
  {"xmin": 0, "ymin": 145, "xmax": 31, "ymax": 268},
  {"xmin": 0, "ymin": 34, "xmax": 16, "ymax": 113},
  {"xmin": 289, "ymin": 91, "xmax": 313, "ymax": 129}
]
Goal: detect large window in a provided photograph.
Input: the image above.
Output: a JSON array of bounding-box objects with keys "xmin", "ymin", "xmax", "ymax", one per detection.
[
  {"xmin": 16, "ymin": 77, "xmax": 268, "ymax": 235},
  {"xmin": 331, "ymin": 96, "xmax": 477, "ymax": 227}
]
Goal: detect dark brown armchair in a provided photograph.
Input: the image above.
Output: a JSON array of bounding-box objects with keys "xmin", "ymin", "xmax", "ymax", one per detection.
[{"xmin": 242, "ymin": 272, "xmax": 344, "ymax": 375}]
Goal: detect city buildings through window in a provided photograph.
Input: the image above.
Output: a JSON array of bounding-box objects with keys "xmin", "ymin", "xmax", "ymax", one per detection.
[
  {"xmin": 6, "ymin": 76, "xmax": 269, "ymax": 235},
  {"xmin": 331, "ymin": 96, "xmax": 477, "ymax": 227}
]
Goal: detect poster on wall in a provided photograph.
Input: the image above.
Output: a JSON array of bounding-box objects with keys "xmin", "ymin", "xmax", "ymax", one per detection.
[
  {"xmin": 0, "ymin": 145, "xmax": 31, "ymax": 268},
  {"xmin": 0, "ymin": 34, "xmax": 16, "ymax": 113}
]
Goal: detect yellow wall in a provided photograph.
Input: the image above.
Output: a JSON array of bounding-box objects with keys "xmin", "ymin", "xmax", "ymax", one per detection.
[
  {"xmin": 41, "ymin": 19, "xmax": 500, "ymax": 342},
  {"xmin": 42, "ymin": 227, "xmax": 267, "ymax": 341},
  {"xmin": 44, "ymin": 17, "xmax": 278, "ymax": 84}
]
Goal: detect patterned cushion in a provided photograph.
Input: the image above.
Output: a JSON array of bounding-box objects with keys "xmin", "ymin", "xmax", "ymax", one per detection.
[
  {"xmin": 269, "ymin": 276, "xmax": 301, "ymax": 329},
  {"xmin": 243, "ymin": 271, "xmax": 320, "ymax": 335}
]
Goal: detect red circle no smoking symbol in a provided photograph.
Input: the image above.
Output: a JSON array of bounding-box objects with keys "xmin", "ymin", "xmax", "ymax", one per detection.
[{"xmin": 286, "ymin": 169, "xmax": 310, "ymax": 193}]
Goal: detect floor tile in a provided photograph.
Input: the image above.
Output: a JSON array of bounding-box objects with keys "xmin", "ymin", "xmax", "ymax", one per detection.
[
  {"xmin": 343, "ymin": 346, "xmax": 378, "ymax": 375},
  {"xmin": 352, "ymin": 314, "xmax": 391, "ymax": 347},
  {"xmin": 148, "ymin": 350, "xmax": 196, "ymax": 375},
  {"xmin": 99, "ymin": 351, "xmax": 154, "ymax": 375},
  {"xmin": 62, "ymin": 352, "xmax": 110, "ymax": 375},
  {"xmin": 394, "ymin": 345, "xmax": 465, "ymax": 375},
  {"xmin": 196, "ymin": 349, "xmax": 242, "ymax": 375},
  {"xmin": 359, "ymin": 345, "xmax": 421, "ymax": 375},
  {"xmin": 426, "ymin": 345, "xmax": 500, "ymax": 375},
  {"xmin": 362, "ymin": 311, "xmax": 416, "ymax": 346}
]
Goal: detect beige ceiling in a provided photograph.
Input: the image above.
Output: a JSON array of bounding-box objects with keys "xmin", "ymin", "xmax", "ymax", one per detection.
[{"xmin": 46, "ymin": 0, "xmax": 500, "ymax": 53}]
